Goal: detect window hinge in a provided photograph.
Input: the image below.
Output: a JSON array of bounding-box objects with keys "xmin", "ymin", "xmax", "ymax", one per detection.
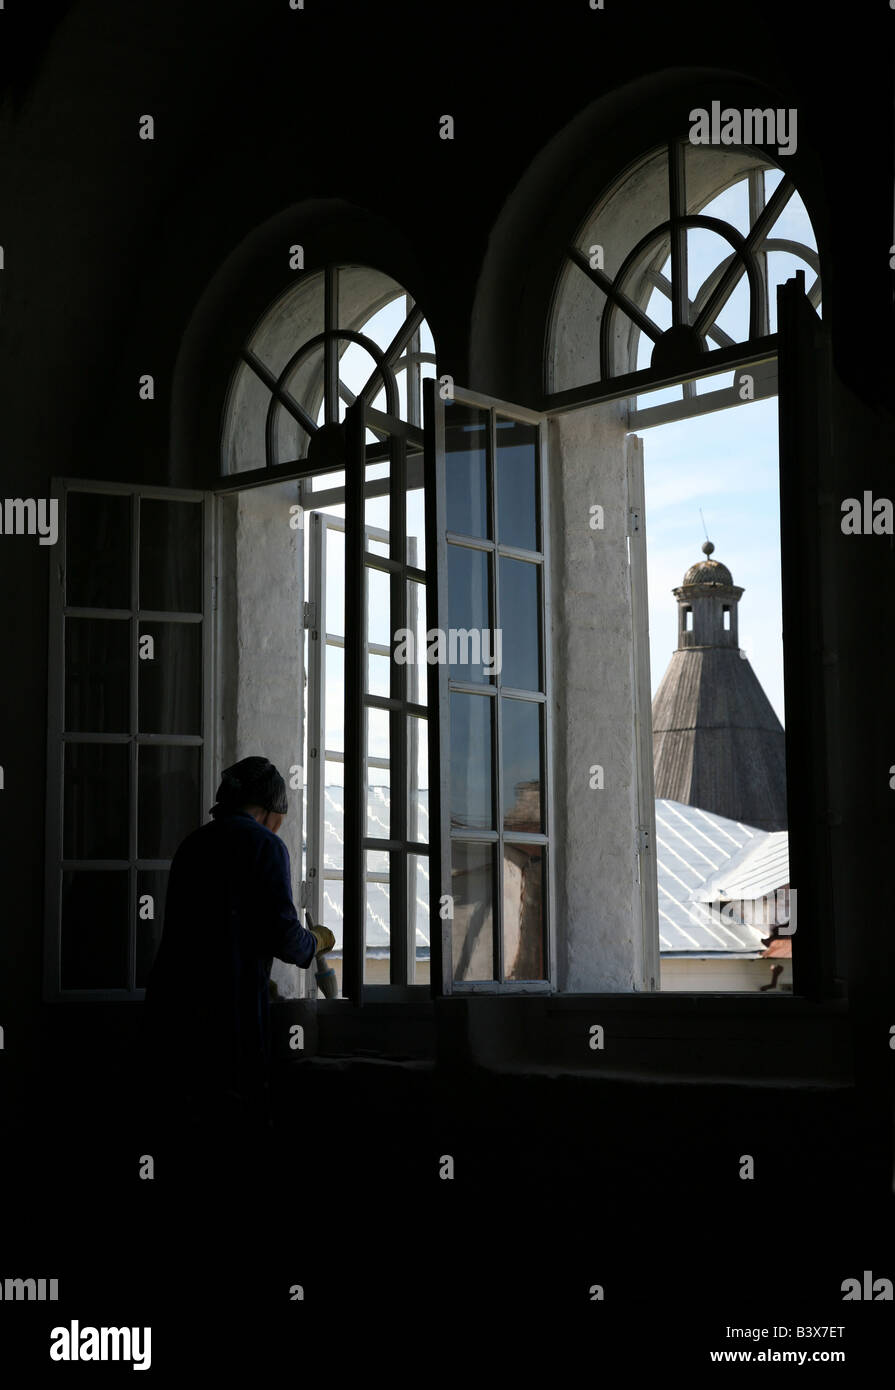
[
  {"xmin": 299, "ymin": 880, "xmax": 308, "ymax": 909},
  {"xmin": 629, "ymin": 507, "xmax": 641, "ymax": 536},
  {"xmin": 303, "ymin": 601, "xmax": 317, "ymax": 631},
  {"xmin": 637, "ymin": 824, "xmax": 651, "ymax": 855},
  {"xmin": 211, "ymin": 576, "xmax": 218, "ymax": 611}
]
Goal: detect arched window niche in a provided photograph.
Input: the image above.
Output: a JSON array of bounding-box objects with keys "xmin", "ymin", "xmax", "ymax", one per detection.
[
  {"xmin": 539, "ymin": 139, "xmax": 821, "ymax": 995},
  {"xmin": 216, "ymin": 264, "xmax": 436, "ymax": 1000}
]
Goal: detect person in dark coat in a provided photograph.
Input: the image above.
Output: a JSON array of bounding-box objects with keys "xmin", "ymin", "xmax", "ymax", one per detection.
[{"xmin": 141, "ymin": 756, "xmax": 335, "ymax": 1138}]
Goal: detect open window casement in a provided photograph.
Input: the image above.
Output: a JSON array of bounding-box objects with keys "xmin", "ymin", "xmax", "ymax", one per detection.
[
  {"xmin": 45, "ymin": 481, "xmax": 215, "ymax": 1000},
  {"xmin": 424, "ymin": 375, "xmax": 661, "ymax": 996},
  {"xmin": 340, "ymin": 399, "xmax": 430, "ymax": 1002}
]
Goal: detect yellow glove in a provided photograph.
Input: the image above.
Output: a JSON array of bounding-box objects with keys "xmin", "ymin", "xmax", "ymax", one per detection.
[{"xmin": 309, "ymin": 924, "xmax": 336, "ymax": 956}]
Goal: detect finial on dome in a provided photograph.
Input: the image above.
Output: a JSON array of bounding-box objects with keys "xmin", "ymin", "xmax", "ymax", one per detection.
[{"xmin": 702, "ymin": 540, "xmax": 715, "ymax": 556}]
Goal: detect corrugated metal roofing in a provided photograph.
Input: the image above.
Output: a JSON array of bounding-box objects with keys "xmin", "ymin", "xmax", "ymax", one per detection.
[
  {"xmin": 654, "ymin": 799, "xmax": 772, "ymax": 953},
  {"xmin": 695, "ymin": 830, "xmax": 789, "ymax": 903}
]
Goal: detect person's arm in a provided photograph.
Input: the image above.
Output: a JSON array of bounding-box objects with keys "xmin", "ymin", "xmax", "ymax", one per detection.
[{"xmin": 255, "ymin": 833, "xmax": 319, "ymax": 968}]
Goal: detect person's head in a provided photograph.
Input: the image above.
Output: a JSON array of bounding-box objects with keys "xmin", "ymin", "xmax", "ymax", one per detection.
[{"xmin": 210, "ymin": 757, "xmax": 288, "ymax": 832}]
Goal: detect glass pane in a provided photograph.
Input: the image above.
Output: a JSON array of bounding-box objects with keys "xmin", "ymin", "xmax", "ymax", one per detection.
[
  {"xmin": 451, "ymin": 841, "xmax": 494, "ymax": 981},
  {"xmin": 409, "ymin": 853, "xmax": 430, "ymax": 985},
  {"xmin": 324, "ymin": 525, "xmax": 345, "ymax": 637},
  {"xmin": 450, "ymin": 692, "xmax": 492, "ymax": 831},
  {"xmin": 274, "ymin": 399, "xmax": 311, "ymax": 467},
  {"xmin": 367, "ymin": 707, "xmax": 390, "ymax": 840},
  {"xmin": 448, "ymin": 545, "xmax": 492, "ymax": 684},
  {"xmin": 496, "ymin": 417, "xmax": 538, "ymax": 551},
  {"xmin": 66, "ymin": 492, "xmax": 131, "ymax": 608},
  {"xmin": 320, "ymin": 877, "xmax": 344, "ymax": 949},
  {"xmin": 502, "ymin": 698, "xmax": 543, "ymax": 832},
  {"xmin": 365, "ymin": 849, "xmax": 390, "ymax": 984},
  {"xmin": 367, "ymin": 651, "xmax": 390, "ymax": 698},
  {"xmin": 406, "ymin": 579, "xmax": 428, "ymax": 706},
  {"xmin": 61, "ymin": 870, "xmax": 129, "ymax": 990},
  {"xmin": 323, "ymin": 759, "xmax": 344, "ymax": 871},
  {"xmin": 138, "ymin": 622, "xmax": 202, "ymax": 735},
  {"xmin": 367, "ymin": 536, "xmax": 389, "ymax": 558},
  {"xmin": 65, "ymin": 618, "xmax": 129, "ymax": 733},
  {"xmin": 364, "ymin": 483, "xmax": 390, "ymax": 534},
  {"xmin": 221, "ymin": 360, "xmax": 271, "ymax": 474},
  {"xmin": 138, "ymin": 745, "xmax": 201, "ymax": 859},
  {"xmin": 503, "ymin": 843, "xmax": 546, "ymax": 980},
  {"xmin": 139, "ymin": 500, "xmax": 202, "ymax": 612},
  {"xmin": 445, "ymin": 400, "xmax": 489, "ymax": 538},
  {"xmin": 407, "ymin": 486, "xmax": 426, "ymax": 568},
  {"xmin": 408, "ymin": 714, "xmax": 429, "ymax": 845},
  {"xmin": 136, "ymin": 868, "xmax": 168, "ymax": 989},
  {"xmin": 499, "ymin": 558, "xmax": 540, "ymax": 691},
  {"xmin": 366, "ymin": 565, "xmax": 391, "ymax": 649},
  {"xmin": 324, "ymin": 643, "xmax": 344, "ymax": 754},
  {"xmin": 64, "ymin": 743, "xmax": 129, "ymax": 859}
]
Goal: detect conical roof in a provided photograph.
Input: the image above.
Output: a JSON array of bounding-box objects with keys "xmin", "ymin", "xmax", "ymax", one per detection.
[{"xmin": 651, "ymin": 544, "xmax": 787, "ymax": 832}]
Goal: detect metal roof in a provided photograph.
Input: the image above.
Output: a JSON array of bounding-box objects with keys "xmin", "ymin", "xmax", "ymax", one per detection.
[
  {"xmin": 694, "ymin": 830, "xmax": 789, "ymax": 903},
  {"xmin": 318, "ymin": 786, "xmax": 782, "ymax": 957},
  {"xmin": 654, "ymin": 799, "xmax": 773, "ymax": 953}
]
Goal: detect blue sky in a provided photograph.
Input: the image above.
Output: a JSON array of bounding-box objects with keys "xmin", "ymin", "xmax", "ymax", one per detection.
[{"xmin": 636, "ymin": 395, "xmax": 785, "ymax": 725}]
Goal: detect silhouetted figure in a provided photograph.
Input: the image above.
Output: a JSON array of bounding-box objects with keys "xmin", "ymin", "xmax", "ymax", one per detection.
[{"xmin": 141, "ymin": 757, "xmax": 334, "ymax": 1152}]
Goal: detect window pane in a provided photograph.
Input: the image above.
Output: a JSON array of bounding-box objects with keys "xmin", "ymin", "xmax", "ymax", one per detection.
[
  {"xmin": 323, "ymin": 760, "xmax": 344, "ymax": 871},
  {"xmin": 138, "ymin": 745, "xmax": 201, "ymax": 859},
  {"xmin": 451, "ymin": 841, "xmax": 494, "ymax": 981},
  {"xmin": 407, "ymin": 486, "xmax": 426, "ymax": 568},
  {"xmin": 138, "ymin": 622, "xmax": 202, "ymax": 735},
  {"xmin": 367, "ymin": 707, "xmax": 390, "ymax": 839},
  {"xmin": 65, "ymin": 618, "xmax": 129, "ymax": 733},
  {"xmin": 367, "ymin": 651, "xmax": 390, "ymax": 698},
  {"xmin": 365, "ymin": 849, "xmax": 390, "ymax": 984},
  {"xmin": 501, "ymin": 699, "xmax": 543, "ymax": 832},
  {"xmin": 496, "ymin": 417, "xmax": 538, "ymax": 551},
  {"xmin": 409, "ymin": 853, "xmax": 430, "ymax": 985},
  {"xmin": 140, "ymin": 499, "xmax": 202, "ymax": 612},
  {"xmin": 450, "ymin": 692, "xmax": 492, "ymax": 831},
  {"xmin": 499, "ymin": 558, "xmax": 540, "ymax": 691},
  {"xmin": 503, "ymin": 843, "xmax": 546, "ymax": 980},
  {"xmin": 408, "ymin": 714, "xmax": 428, "ymax": 845},
  {"xmin": 136, "ymin": 868, "xmax": 168, "ymax": 989},
  {"xmin": 324, "ymin": 526, "xmax": 345, "ymax": 637},
  {"xmin": 64, "ymin": 743, "xmax": 129, "ymax": 859},
  {"xmin": 61, "ymin": 870, "xmax": 129, "ymax": 990},
  {"xmin": 406, "ymin": 579, "xmax": 428, "ymax": 705},
  {"xmin": 445, "ymin": 401, "xmax": 489, "ymax": 538},
  {"xmin": 448, "ymin": 545, "xmax": 492, "ymax": 684},
  {"xmin": 366, "ymin": 565, "xmax": 391, "ymax": 649},
  {"xmin": 66, "ymin": 492, "xmax": 131, "ymax": 609},
  {"xmin": 324, "ymin": 643, "xmax": 344, "ymax": 754}
]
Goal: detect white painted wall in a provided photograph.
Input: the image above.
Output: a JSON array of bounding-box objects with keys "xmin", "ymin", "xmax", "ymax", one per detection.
[
  {"xmin": 548, "ymin": 401, "xmax": 653, "ymax": 990},
  {"xmin": 218, "ymin": 482, "xmax": 309, "ymax": 999}
]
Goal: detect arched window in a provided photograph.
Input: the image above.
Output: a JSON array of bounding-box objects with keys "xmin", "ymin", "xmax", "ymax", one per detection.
[
  {"xmin": 221, "ymin": 265, "xmax": 436, "ymax": 476},
  {"xmin": 548, "ymin": 141, "xmax": 820, "ymax": 423}
]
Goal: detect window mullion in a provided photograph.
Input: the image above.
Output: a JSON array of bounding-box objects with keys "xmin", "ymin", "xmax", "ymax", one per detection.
[
  {"xmin": 324, "ymin": 266, "xmax": 339, "ymax": 426},
  {"xmin": 668, "ymin": 139, "xmax": 688, "ymax": 330},
  {"xmin": 389, "ymin": 428, "xmax": 409, "ymax": 986}
]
